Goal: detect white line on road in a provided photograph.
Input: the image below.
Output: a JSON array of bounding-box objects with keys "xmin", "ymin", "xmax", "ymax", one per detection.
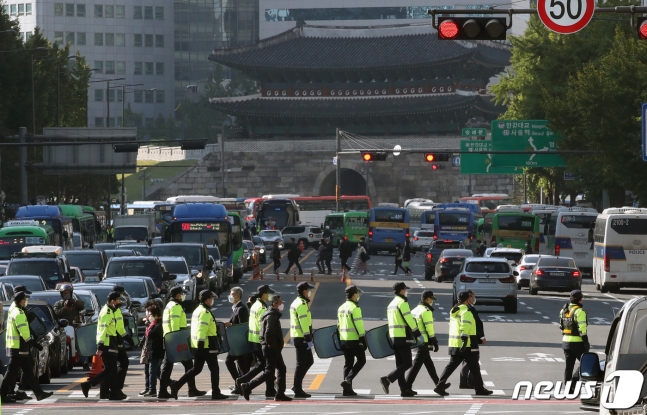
[
  {"xmin": 519, "ymin": 302, "xmax": 526, "ymax": 305},
  {"xmin": 526, "ymin": 307, "xmax": 533, "ymax": 310},
  {"xmin": 535, "ymin": 311, "xmax": 542, "ymax": 314},
  {"xmin": 604, "ymin": 293, "xmax": 624, "ymax": 302},
  {"xmin": 464, "ymin": 403, "xmax": 483, "ymax": 414}
]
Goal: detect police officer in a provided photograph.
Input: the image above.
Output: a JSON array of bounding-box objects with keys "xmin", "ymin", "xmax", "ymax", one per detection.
[
  {"xmin": 8, "ymin": 286, "xmax": 31, "ymax": 314},
  {"xmin": 459, "ymin": 290, "xmax": 485, "ymax": 389},
  {"xmin": 434, "ymin": 290, "xmax": 492, "ymax": 397},
  {"xmin": 170, "ymin": 290, "xmax": 228, "ymax": 400},
  {"xmin": 405, "ymin": 290, "xmax": 440, "ymax": 391},
  {"xmin": 103, "ymin": 285, "xmax": 131, "ymax": 398},
  {"xmin": 291, "ymin": 282, "xmax": 314, "ymax": 398},
  {"xmin": 338, "ymin": 285, "xmax": 366, "ymax": 396},
  {"xmin": 236, "ymin": 285, "xmax": 277, "ymax": 398},
  {"xmin": 159, "ymin": 286, "xmax": 205, "ymax": 399},
  {"xmin": 0, "ymin": 292, "xmax": 52, "ymax": 403},
  {"xmin": 379, "ymin": 282, "xmax": 422, "ymax": 397},
  {"xmin": 81, "ymin": 292, "xmax": 123, "ymax": 400},
  {"xmin": 559, "ymin": 289, "xmax": 589, "ymax": 385}
]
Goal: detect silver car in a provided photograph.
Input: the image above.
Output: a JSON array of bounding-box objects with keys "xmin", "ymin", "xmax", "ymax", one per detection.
[
  {"xmin": 411, "ymin": 230, "xmax": 434, "ymax": 253},
  {"xmin": 158, "ymin": 256, "xmax": 198, "ymax": 308},
  {"xmin": 515, "ymin": 254, "xmax": 541, "ymax": 289},
  {"xmin": 453, "ymin": 257, "xmax": 518, "ymax": 313},
  {"xmin": 258, "ymin": 230, "xmax": 284, "ymax": 250}
]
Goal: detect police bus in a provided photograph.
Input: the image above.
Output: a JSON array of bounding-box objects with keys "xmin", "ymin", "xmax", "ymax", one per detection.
[
  {"xmin": 367, "ymin": 206, "xmax": 409, "ymax": 254},
  {"xmin": 15, "ymin": 205, "xmax": 74, "ymax": 249},
  {"xmin": 592, "ymin": 207, "xmax": 647, "ymax": 293},
  {"xmin": 0, "ymin": 220, "xmax": 56, "ymax": 260},
  {"xmin": 553, "ymin": 207, "xmax": 598, "ymax": 274}
]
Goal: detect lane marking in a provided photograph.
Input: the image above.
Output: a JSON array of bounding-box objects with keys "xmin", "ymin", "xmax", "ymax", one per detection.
[
  {"xmin": 57, "ymin": 376, "xmax": 87, "ymax": 393},
  {"xmin": 604, "ymin": 293, "xmax": 623, "ymax": 302},
  {"xmin": 308, "ymin": 374, "xmax": 326, "ymax": 390}
]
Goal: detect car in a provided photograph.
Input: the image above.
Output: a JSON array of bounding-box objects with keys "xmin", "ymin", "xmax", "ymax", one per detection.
[
  {"xmin": 158, "ymin": 256, "xmax": 201, "ymax": 309},
  {"xmin": 74, "ymin": 289, "xmax": 101, "ymax": 325},
  {"xmin": 93, "ymin": 243, "xmax": 117, "ymax": 251},
  {"xmin": 243, "ymin": 240, "xmax": 259, "ymax": 271},
  {"xmin": 116, "ymin": 244, "xmax": 151, "ymax": 256},
  {"xmin": 25, "ymin": 300, "xmax": 70, "ymax": 381},
  {"xmin": 0, "ymin": 275, "xmax": 47, "ymax": 292},
  {"xmin": 152, "ymin": 236, "xmax": 162, "ymax": 245},
  {"xmin": 0, "ymin": 282, "xmax": 14, "ymax": 301},
  {"xmin": 252, "ymin": 236, "xmax": 267, "ymax": 264},
  {"xmin": 453, "ymin": 257, "xmax": 517, "ymax": 313},
  {"xmin": 7, "ymin": 253, "xmax": 73, "ymax": 290},
  {"xmin": 104, "ymin": 249, "xmax": 139, "ymax": 258},
  {"xmin": 0, "ymin": 264, "xmax": 7, "ymax": 276},
  {"xmin": 411, "ymin": 230, "xmax": 434, "ymax": 254},
  {"xmin": 100, "ymin": 277, "xmax": 161, "ymax": 327},
  {"xmin": 528, "ymin": 256, "xmax": 581, "ymax": 296},
  {"xmin": 205, "ymin": 246, "xmax": 225, "ymax": 291},
  {"xmin": 434, "ymin": 249, "xmax": 474, "ymax": 283},
  {"xmin": 424, "ymin": 240, "xmax": 465, "ymax": 280},
  {"xmin": 484, "ymin": 247, "xmax": 496, "ymax": 257},
  {"xmin": 258, "ymin": 230, "xmax": 284, "ymax": 250},
  {"xmin": 150, "ymin": 243, "xmax": 212, "ymax": 281},
  {"xmin": 64, "ymin": 250, "xmax": 108, "ymax": 283},
  {"xmin": 280, "ymin": 226, "xmax": 323, "ymax": 249},
  {"xmin": 241, "ymin": 242, "xmax": 253, "ymax": 272},
  {"xmin": 488, "ymin": 248, "xmax": 525, "ymax": 269},
  {"xmin": 69, "ymin": 267, "xmax": 87, "ymax": 283},
  {"xmin": 515, "ymin": 254, "xmax": 541, "ymax": 289},
  {"xmin": 104, "ymin": 256, "xmax": 169, "ymax": 290}
]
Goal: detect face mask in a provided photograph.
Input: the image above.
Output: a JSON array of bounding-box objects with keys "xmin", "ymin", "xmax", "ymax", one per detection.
[
  {"xmin": 356, "ymin": 295, "xmax": 360, "ymax": 302},
  {"xmin": 267, "ymin": 294, "xmax": 274, "ymax": 302},
  {"xmin": 62, "ymin": 293, "xmax": 71, "ymax": 301},
  {"xmin": 181, "ymin": 294, "xmax": 186, "ymax": 302},
  {"xmin": 228, "ymin": 295, "xmax": 235, "ymax": 303},
  {"xmin": 277, "ymin": 303, "xmax": 284, "ymax": 312},
  {"xmin": 403, "ymin": 291, "xmax": 408, "ymax": 298},
  {"xmin": 115, "ymin": 302, "xmax": 122, "ymax": 308},
  {"xmin": 23, "ymin": 300, "xmax": 28, "ymax": 307},
  {"xmin": 471, "ymin": 298, "xmax": 477, "ymax": 305}
]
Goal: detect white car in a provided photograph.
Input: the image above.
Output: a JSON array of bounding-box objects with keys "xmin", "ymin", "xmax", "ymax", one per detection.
[
  {"xmin": 484, "ymin": 247, "xmax": 496, "ymax": 257},
  {"xmin": 515, "ymin": 254, "xmax": 541, "ymax": 289},
  {"xmin": 488, "ymin": 248, "xmax": 525, "ymax": 270},
  {"xmin": 453, "ymin": 257, "xmax": 517, "ymax": 313},
  {"xmin": 411, "ymin": 230, "xmax": 434, "ymax": 253},
  {"xmin": 281, "ymin": 226, "xmax": 323, "ymax": 249},
  {"xmin": 258, "ymin": 230, "xmax": 284, "ymax": 250}
]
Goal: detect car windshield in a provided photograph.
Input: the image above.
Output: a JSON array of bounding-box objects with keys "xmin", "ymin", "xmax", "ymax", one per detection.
[
  {"xmin": 538, "ymin": 257, "xmax": 576, "ymax": 267},
  {"xmin": 244, "ymin": 241, "xmax": 254, "ymax": 250},
  {"xmin": 490, "ymin": 252, "xmax": 523, "ymax": 262},
  {"xmin": 29, "ymin": 292, "xmax": 63, "ymax": 307},
  {"xmin": 104, "ymin": 250, "xmax": 135, "ymax": 258},
  {"xmin": 75, "ymin": 292, "xmax": 95, "ymax": 312},
  {"xmin": 465, "ymin": 261, "xmax": 510, "ymax": 273},
  {"xmin": 8, "ymin": 261, "xmax": 63, "ymax": 285},
  {"xmin": 443, "ymin": 250, "xmax": 473, "ymax": 258},
  {"xmin": 120, "ymin": 245, "xmax": 149, "ymax": 255},
  {"xmin": 0, "ymin": 276, "xmax": 45, "ymax": 291},
  {"xmin": 522, "ymin": 256, "xmax": 540, "ymax": 264},
  {"xmin": 416, "ymin": 231, "xmax": 434, "ymax": 237},
  {"xmin": 253, "ymin": 236, "xmax": 262, "ymax": 245},
  {"xmin": 65, "ymin": 252, "xmax": 103, "ymax": 270},
  {"xmin": 206, "ymin": 246, "xmax": 220, "ymax": 260},
  {"xmin": 85, "ymin": 287, "xmax": 111, "ymax": 307},
  {"xmin": 106, "ymin": 260, "xmax": 158, "ymax": 278},
  {"xmin": 105, "ymin": 280, "xmax": 147, "ymax": 298},
  {"xmin": 259, "ymin": 231, "xmax": 280, "ymax": 238},
  {"xmin": 151, "ymin": 246, "xmax": 202, "ymax": 266},
  {"xmin": 160, "ymin": 260, "xmax": 189, "ymax": 275}
]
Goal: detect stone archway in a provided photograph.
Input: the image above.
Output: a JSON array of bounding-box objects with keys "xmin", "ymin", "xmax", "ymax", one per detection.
[{"xmin": 312, "ymin": 161, "xmax": 377, "ymax": 198}]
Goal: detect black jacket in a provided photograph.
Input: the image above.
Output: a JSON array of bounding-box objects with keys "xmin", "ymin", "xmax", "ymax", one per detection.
[
  {"xmin": 288, "ymin": 245, "xmax": 301, "ymax": 261},
  {"xmin": 145, "ymin": 318, "xmax": 164, "ymax": 359},
  {"xmin": 468, "ymin": 304, "xmax": 485, "ymax": 348},
  {"xmin": 478, "ymin": 244, "xmax": 487, "ymax": 257},
  {"xmin": 271, "ymin": 245, "xmax": 281, "ymax": 260},
  {"xmin": 229, "ymin": 301, "xmax": 249, "ymax": 325},
  {"xmin": 403, "ymin": 244, "xmax": 412, "ymax": 261},
  {"xmin": 323, "ymin": 229, "xmax": 332, "ymax": 239},
  {"xmin": 339, "ymin": 240, "xmax": 353, "ymax": 259},
  {"xmin": 321, "ymin": 241, "xmax": 333, "ymax": 261},
  {"xmin": 260, "ymin": 307, "xmax": 283, "ymax": 350}
]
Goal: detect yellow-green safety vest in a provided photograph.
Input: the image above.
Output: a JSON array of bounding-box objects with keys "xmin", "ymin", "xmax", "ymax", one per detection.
[
  {"xmin": 190, "ymin": 304, "xmax": 218, "ymax": 349},
  {"xmin": 412, "ymin": 304, "xmax": 435, "ymax": 343},
  {"xmin": 114, "ymin": 307, "xmax": 127, "ymax": 346},
  {"xmin": 560, "ymin": 304, "xmax": 587, "ymax": 343},
  {"xmin": 290, "ymin": 296, "xmax": 312, "ymax": 339},
  {"xmin": 248, "ymin": 299, "xmax": 267, "ymax": 343},
  {"xmin": 97, "ymin": 304, "xmax": 118, "ymax": 348},
  {"xmin": 448, "ymin": 304, "xmax": 475, "ymax": 349},
  {"xmin": 387, "ymin": 295, "xmax": 418, "ymax": 339},
  {"xmin": 6, "ymin": 306, "xmax": 31, "ymax": 351},
  {"xmin": 337, "ymin": 300, "xmax": 365, "ymax": 341},
  {"xmin": 163, "ymin": 300, "xmax": 187, "ymax": 335}
]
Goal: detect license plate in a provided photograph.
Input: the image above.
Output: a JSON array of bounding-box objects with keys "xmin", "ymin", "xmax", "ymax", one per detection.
[
  {"xmin": 574, "ymin": 252, "xmax": 588, "ymax": 258},
  {"xmin": 479, "ymin": 279, "xmax": 496, "ymax": 284},
  {"xmin": 452, "ymin": 261, "xmax": 462, "ymax": 265},
  {"xmin": 384, "ymin": 238, "xmax": 394, "ymax": 242},
  {"xmin": 552, "ymin": 272, "xmax": 565, "ymax": 277},
  {"xmin": 629, "ymin": 264, "xmax": 645, "ymax": 272}
]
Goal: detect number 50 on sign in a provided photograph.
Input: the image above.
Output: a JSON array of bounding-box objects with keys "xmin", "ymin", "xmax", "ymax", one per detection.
[{"xmin": 537, "ymin": 0, "xmax": 595, "ymax": 34}]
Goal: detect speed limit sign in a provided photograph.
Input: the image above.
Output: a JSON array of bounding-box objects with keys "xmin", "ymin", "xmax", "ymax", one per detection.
[{"xmin": 537, "ymin": 0, "xmax": 595, "ymax": 34}]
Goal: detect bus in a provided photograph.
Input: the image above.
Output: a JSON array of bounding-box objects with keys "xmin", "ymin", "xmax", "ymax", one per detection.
[
  {"xmin": 84, "ymin": 206, "xmax": 108, "ymax": 242},
  {"xmin": 421, "ymin": 209, "xmax": 438, "ymax": 232},
  {"xmin": 459, "ymin": 193, "xmax": 510, "ymax": 214},
  {"xmin": 592, "ymin": 207, "xmax": 647, "ymax": 293},
  {"xmin": 367, "ymin": 207, "xmax": 410, "ymax": 254},
  {"xmin": 491, "ymin": 209, "xmax": 540, "ymax": 251},
  {"xmin": 14, "ymin": 205, "xmax": 74, "ymax": 249},
  {"xmin": 530, "ymin": 205, "xmax": 564, "ymax": 255},
  {"xmin": 293, "ymin": 196, "xmax": 371, "ymax": 227},
  {"xmin": 323, "ymin": 212, "xmax": 345, "ymax": 246},
  {"xmin": 324, "ymin": 211, "xmax": 369, "ymax": 246},
  {"xmin": 0, "ymin": 220, "xmax": 56, "ymax": 260},
  {"xmin": 407, "ymin": 202, "xmax": 436, "ymax": 230},
  {"xmin": 59, "ymin": 205, "xmax": 97, "ymax": 247},
  {"xmin": 436, "ymin": 203, "xmax": 483, "ymax": 221},
  {"xmin": 434, "ymin": 207, "xmax": 474, "ymax": 248},
  {"xmin": 475, "ymin": 213, "xmax": 495, "ymax": 242},
  {"xmin": 226, "ymin": 211, "xmax": 245, "ymax": 281},
  {"xmin": 554, "ymin": 207, "xmax": 598, "ymax": 274},
  {"xmin": 256, "ymin": 199, "xmax": 300, "ymax": 231}
]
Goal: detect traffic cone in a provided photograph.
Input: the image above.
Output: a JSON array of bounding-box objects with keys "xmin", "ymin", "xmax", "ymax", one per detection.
[
  {"xmin": 87, "ymin": 354, "xmax": 104, "ymax": 380},
  {"xmin": 293, "ymin": 269, "xmax": 297, "ymax": 281}
]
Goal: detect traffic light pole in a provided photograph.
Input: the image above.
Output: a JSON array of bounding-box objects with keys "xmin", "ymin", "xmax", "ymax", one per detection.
[{"xmin": 336, "ymin": 128, "xmax": 340, "ymax": 212}]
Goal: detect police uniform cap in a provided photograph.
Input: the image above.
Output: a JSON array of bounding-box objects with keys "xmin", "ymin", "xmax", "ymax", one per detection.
[
  {"xmin": 256, "ymin": 285, "xmax": 275, "ymax": 295},
  {"xmin": 393, "ymin": 282, "xmax": 411, "ymax": 292},
  {"xmin": 199, "ymin": 290, "xmax": 214, "ymax": 302},
  {"xmin": 112, "ymin": 285, "xmax": 125, "ymax": 293},
  {"xmin": 345, "ymin": 285, "xmax": 363, "ymax": 297},
  {"xmin": 297, "ymin": 282, "xmax": 314, "ymax": 293},
  {"xmin": 13, "ymin": 285, "xmax": 32, "ymax": 295},
  {"xmin": 570, "ymin": 289, "xmax": 583, "ymax": 301},
  {"xmin": 14, "ymin": 291, "xmax": 29, "ymax": 303},
  {"xmin": 170, "ymin": 286, "xmax": 186, "ymax": 297},
  {"xmin": 107, "ymin": 291, "xmax": 121, "ymax": 302},
  {"xmin": 457, "ymin": 290, "xmax": 471, "ymax": 302},
  {"xmin": 421, "ymin": 290, "xmax": 437, "ymax": 301}
]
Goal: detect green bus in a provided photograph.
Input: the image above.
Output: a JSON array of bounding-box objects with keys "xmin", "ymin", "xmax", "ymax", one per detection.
[
  {"xmin": 227, "ymin": 211, "xmax": 245, "ymax": 282},
  {"xmin": 59, "ymin": 205, "xmax": 97, "ymax": 246},
  {"xmin": 324, "ymin": 211, "xmax": 369, "ymax": 247},
  {"xmin": 83, "ymin": 206, "xmax": 108, "ymax": 242},
  {"xmin": 475, "ymin": 213, "xmax": 494, "ymax": 242},
  {"xmin": 491, "ymin": 211, "xmax": 540, "ymax": 251},
  {"xmin": 0, "ymin": 221, "xmax": 56, "ymax": 260}
]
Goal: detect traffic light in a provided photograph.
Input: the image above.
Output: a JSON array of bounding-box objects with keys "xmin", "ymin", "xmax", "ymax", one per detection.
[
  {"xmin": 437, "ymin": 17, "xmax": 507, "ymax": 40},
  {"xmin": 180, "ymin": 140, "xmax": 206, "ymax": 150},
  {"xmin": 431, "ymin": 164, "xmax": 446, "ymax": 171},
  {"xmin": 638, "ymin": 17, "xmax": 647, "ymax": 39},
  {"xmin": 361, "ymin": 152, "xmax": 388, "ymax": 161},
  {"xmin": 113, "ymin": 143, "xmax": 139, "ymax": 153},
  {"xmin": 424, "ymin": 153, "xmax": 450, "ymax": 162}
]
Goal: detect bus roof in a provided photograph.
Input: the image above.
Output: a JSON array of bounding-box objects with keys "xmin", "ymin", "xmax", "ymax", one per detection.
[
  {"xmin": 496, "ymin": 205, "xmax": 523, "ymax": 212},
  {"xmin": 344, "ymin": 211, "xmax": 368, "ymax": 217},
  {"xmin": 166, "ymin": 195, "xmax": 220, "ymax": 203},
  {"xmin": 15, "ymin": 205, "xmax": 63, "ymax": 219},
  {"xmin": 0, "ymin": 225, "xmax": 53, "ymax": 235},
  {"xmin": 437, "ymin": 207, "xmax": 471, "ymax": 213},
  {"xmin": 325, "ymin": 212, "xmax": 346, "ymax": 218},
  {"xmin": 601, "ymin": 207, "xmax": 647, "ymax": 215},
  {"xmin": 469, "ymin": 193, "xmax": 509, "ymax": 198},
  {"xmin": 172, "ymin": 203, "xmax": 228, "ymax": 220},
  {"xmin": 558, "ymin": 207, "xmax": 598, "ymax": 214},
  {"xmin": 58, "ymin": 205, "xmax": 85, "ymax": 217},
  {"xmin": 262, "ymin": 194, "xmax": 301, "ymax": 199},
  {"xmin": 5, "ymin": 220, "xmax": 40, "ymax": 227}
]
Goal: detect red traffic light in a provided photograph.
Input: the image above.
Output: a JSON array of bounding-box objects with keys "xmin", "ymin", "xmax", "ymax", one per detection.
[
  {"xmin": 638, "ymin": 17, "xmax": 647, "ymax": 39},
  {"xmin": 425, "ymin": 154, "xmax": 435, "ymax": 162},
  {"xmin": 439, "ymin": 19, "xmax": 459, "ymax": 39},
  {"xmin": 432, "ymin": 164, "xmax": 438, "ymax": 171},
  {"xmin": 361, "ymin": 152, "xmax": 388, "ymax": 161},
  {"xmin": 362, "ymin": 153, "xmax": 373, "ymax": 161},
  {"xmin": 437, "ymin": 17, "xmax": 507, "ymax": 40}
]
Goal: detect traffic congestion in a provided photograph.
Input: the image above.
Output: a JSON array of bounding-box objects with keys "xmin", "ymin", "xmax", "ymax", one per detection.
[{"xmin": 0, "ymin": 194, "xmax": 643, "ymax": 414}]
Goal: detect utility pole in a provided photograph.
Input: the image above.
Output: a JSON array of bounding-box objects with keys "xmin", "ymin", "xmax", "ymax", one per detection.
[
  {"xmin": 523, "ymin": 172, "xmax": 527, "ymax": 203},
  {"xmin": 336, "ymin": 128, "xmax": 340, "ymax": 212},
  {"xmin": 120, "ymin": 172, "xmax": 125, "ymax": 215},
  {"xmin": 31, "ymin": 55, "xmax": 36, "ymax": 134},
  {"xmin": 220, "ymin": 123, "xmax": 225, "ymax": 197},
  {"xmin": 19, "ymin": 127, "xmax": 27, "ymax": 205},
  {"xmin": 107, "ymin": 81, "xmax": 110, "ymax": 127}
]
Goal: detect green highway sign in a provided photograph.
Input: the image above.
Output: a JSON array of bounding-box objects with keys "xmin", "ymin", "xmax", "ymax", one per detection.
[
  {"xmin": 462, "ymin": 127, "xmax": 487, "ymax": 137},
  {"xmin": 491, "ymin": 120, "xmax": 566, "ymax": 167},
  {"xmin": 460, "ymin": 140, "xmax": 520, "ymax": 175}
]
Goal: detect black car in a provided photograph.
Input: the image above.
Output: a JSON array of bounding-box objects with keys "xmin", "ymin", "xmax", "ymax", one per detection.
[
  {"xmin": 117, "ymin": 244, "xmax": 151, "ymax": 256},
  {"xmin": 25, "ymin": 301, "xmax": 69, "ymax": 381},
  {"xmin": 104, "ymin": 249, "xmax": 139, "ymax": 258},
  {"xmin": 6, "ymin": 256, "xmax": 73, "ymax": 290},
  {"xmin": 424, "ymin": 240, "xmax": 465, "ymax": 280},
  {"xmin": 64, "ymin": 250, "xmax": 108, "ymax": 283},
  {"xmin": 104, "ymin": 256, "xmax": 167, "ymax": 289},
  {"xmin": 434, "ymin": 249, "xmax": 474, "ymax": 282},
  {"xmin": 0, "ymin": 275, "xmax": 47, "ymax": 292},
  {"xmin": 528, "ymin": 256, "xmax": 582, "ymax": 295},
  {"xmin": 94, "ymin": 243, "xmax": 117, "ymax": 251}
]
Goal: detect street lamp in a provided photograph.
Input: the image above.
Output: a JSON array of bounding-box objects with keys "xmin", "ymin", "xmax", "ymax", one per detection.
[{"xmin": 109, "ymin": 83, "xmax": 143, "ymax": 127}]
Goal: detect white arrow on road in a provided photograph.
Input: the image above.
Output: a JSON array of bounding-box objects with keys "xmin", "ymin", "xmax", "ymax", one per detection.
[
  {"xmin": 527, "ymin": 353, "xmax": 554, "ymax": 358},
  {"xmin": 488, "ymin": 315, "xmax": 508, "ymax": 321},
  {"xmin": 590, "ymin": 317, "xmax": 611, "ymax": 324}
]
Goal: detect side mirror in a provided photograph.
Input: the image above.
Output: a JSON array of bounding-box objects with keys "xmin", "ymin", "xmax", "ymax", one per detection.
[
  {"xmin": 58, "ymin": 319, "xmax": 69, "ymax": 328},
  {"xmin": 580, "ymin": 352, "xmax": 602, "ymax": 380},
  {"xmin": 131, "ymin": 301, "xmax": 142, "ymax": 309},
  {"xmin": 84, "ymin": 310, "xmax": 95, "ymax": 317},
  {"xmin": 588, "ymin": 228, "xmax": 594, "ymax": 243},
  {"xmin": 97, "ymin": 271, "xmax": 103, "ymax": 279},
  {"xmin": 191, "ymin": 269, "xmax": 199, "ymax": 277}
]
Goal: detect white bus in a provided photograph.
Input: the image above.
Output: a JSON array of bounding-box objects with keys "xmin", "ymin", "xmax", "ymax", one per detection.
[
  {"xmin": 553, "ymin": 207, "xmax": 598, "ymax": 274},
  {"xmin": 593, "ymin": 207, "xmax": 647, "ymax": 293},
  {"xmin": 530, "ymin": 205, "xmax": 564, "ymax": 255},
  {"xmin": 407, "ymin": 202, "xmax": 437, "ymax": 230}
]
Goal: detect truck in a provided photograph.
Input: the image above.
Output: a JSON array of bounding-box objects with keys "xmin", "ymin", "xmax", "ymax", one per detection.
[{"xmin": 112, "ymin": 214, "xmax": 156, "ymax": 241}]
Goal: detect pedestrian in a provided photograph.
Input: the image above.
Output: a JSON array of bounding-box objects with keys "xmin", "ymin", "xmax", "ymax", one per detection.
[
  {"xmin": 224, "ymin": 286, "xmax": 251, "ymax": 395},
  {"xmin": 524, "ymin": 240, "xmax": 533, "ymax": 254},
  {"xmin": 159, "ymin": 286, "xmax": 205, "ymax": 399},
  {"xmin": 244, "ymin": 223, "xmax": 252, "ymax": 240},
  {"xmin": 80, "ymin": 291, "xmax": 124, "ymax": 400},
  {"xmin": 392, "ymin": 243, "xmax": 406, "ymax": 275},
  {"xmin": 236, "ymin": 285, "xmax": 277, "ymax": 398},
  {"xmin": 271, "ymin": 241, "xmax": 281, "ymax": 274},
  {"xmin": 338, "ymin": 285, "xmax": 366, "ymax": 396},
  {"xmin": 0, "ymin": 292, "xmax": 52, "ymax": 403},
  {"xmin": 240, "ymin": 295, "xmax": 292, "ymax": 402},
  {"xmin": 315, "ymin": 241, "xmax": 326, "ymax": 274},
  {"xmin": 53, "ymin": 284, "xmax": 87, "ymax": 369},
  {"xmin": 433, "ymin": 290, "xmax": 492, "ymax": 396},
  {"xmin": 355, "ymin": 238, "xmax": 370, "ymax": 275},
  {"xmin": 559, "ymin": 290, "xmax": 589, "ymax": 388},
  {"xmin": 104, "ymin": 286, "xmax": 132, "ymax": 399},
  {"xmin": 405, "ymin": 290, "xmax": 440, "ymax": 391},
  {"xmin": 322, "ymin": 238, "xmax": 334, "ymax": 274},
  {"xmin": 403, "ymin": 239, "xmax": 413, "ymax": 275},
  {"xmin": 339, "ymin": 237, "xmax": 353, "ymax": 276},
  {"xmin": 478, "ymin": 241, "xmax": 487, "ymax": 257},
  {"xmin": 290, "ymin": 282, "xmax": 315, "ymax": 398},
  {"xmin": 285, "ymin": 238, "xmax": 303, "ymax": 275},
  {"xmin": 139, "ymin": 301, "xmax": 163, "ymax": 397},
  {"xmin": 459, "ymin": 290, "xmax": 485, "ymax": 389},
  {"xmin": 323, "ymin": 226, "xmax": 332, "ymax": 240},
  {"xmin": 170, "ymin": 290, "xmax": 228, "ymax": 400},
  {"xmin": 379, "ymin": 282, "xmax": 422, "ymax": 397}
]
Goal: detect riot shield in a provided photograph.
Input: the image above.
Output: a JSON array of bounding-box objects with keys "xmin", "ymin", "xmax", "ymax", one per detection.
[
  {"xmin": 216, "ymin": 322, "xmax": 229, "ymax": 355},
  {"xmin": 163, "ymin": 328, "xmax": 194, "ymax": 363},
  {"xmin": 0, "ymin": 330, "xmax": 8, "ymax": 366},
  {"xmin": 312, "ymin": 325, "xmax": 344, "ymax": 359},
  {"xmin": 125, "ymin": 316, "xmax": 140, "ymax": 347},
  {"xmin": 75, "ymin": 323, "xmax": 98, "ymax": 357},
  {"xmin": 365, "ymin": 325, "xmax": 423, "ymax": 359},
  {"xmin": 225, "ymin": 323, "xmax": 254, "ymax": 357}
]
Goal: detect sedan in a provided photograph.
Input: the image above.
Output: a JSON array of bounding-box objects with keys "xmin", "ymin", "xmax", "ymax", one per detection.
[
  {"xmin": 253, "ymin": 236, "xmax": 267, "ymax": 264},
  {"xmin": 258, "ymin": 230, "xmax": 284, "ymax": 250},
  {"xmin": 453, "ymin": 257, "xmax": 517, "ymax": 313},
  {"xmin": 64, "ymin": 250, "xmax": 107, "ymax": 283},
  {"xmin": 117, "ymin": 244, "xmax": 150, "ymax": 256},
  {"xmin": 104, "ymin": 249, "xmax": 139, "ymax": 258},
  {"xmin": 528, "ymin": 256, "xmax": 581, "ymax": 295},
  {"xmin": 0, "ymin": 275, "xmax": 47, "ymax": 292},
  {"xmin": 73, "ymin": 283, "xmax": 141, "ymax": 339},
  {"xmin": 244, "ymin": 240, "xmax": 259, "ymax": 271},
  {"xmin": 515, "ymin": 254, "xmax": 541, "ymax": 289},
  {"xmin": 100, "ymin": 277, "xmax": 160, "ymax": 327},
  {"xmin": 434, "ymin": 249, "xmax": 474, "ymax": 283},
  {"xmin": 411, "ymin": 230, "xmax": 434, "ymax": 253}
]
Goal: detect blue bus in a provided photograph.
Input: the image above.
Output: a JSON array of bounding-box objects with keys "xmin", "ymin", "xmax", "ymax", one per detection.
[
  {"xmin": 15, "ymin": 205, "xmax": 74, "ymax": 249},
  {"xmin": 421, "ymin": 209, "xmax": 438, "ymax": 231},
  {"xmin": 161, "ymin": 203, "xmax": 232, "ymax": 255},
  {"xmin": 434, "ymin": 207, "xmax": 474, "ymax": 247},
  {"xmin": 435, "ymin": 203, "xmax": 483, "ymax": 221},
  {"xmin": 367, "ymin": 207, "xmax": 410, "ymax": 254}
]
